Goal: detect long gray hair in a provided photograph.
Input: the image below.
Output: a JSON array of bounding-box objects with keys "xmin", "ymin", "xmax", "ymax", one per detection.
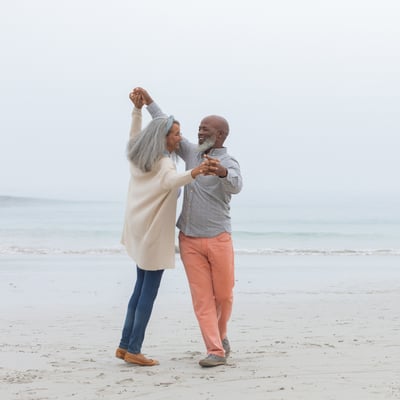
[{"xmin": 127, "ymin": 116, "xmax": 177, "ymax": 172}]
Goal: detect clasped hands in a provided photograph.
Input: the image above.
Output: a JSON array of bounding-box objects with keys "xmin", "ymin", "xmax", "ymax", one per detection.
[
  {"xmin": 129, "ymin": 88, "xmax": 152, "ymax": 109},
  {"xmin": 129, "ymin": 90, "xmax": 144, "ymax": 109},
  {"xmin": 200, "ymin": 155, "xmax": 227, "ymax": 177}
]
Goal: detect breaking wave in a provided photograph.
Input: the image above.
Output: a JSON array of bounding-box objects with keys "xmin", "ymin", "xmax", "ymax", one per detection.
[{"xmin": 1, "ymin": 246, "xmax": 399, "ymax": 256}]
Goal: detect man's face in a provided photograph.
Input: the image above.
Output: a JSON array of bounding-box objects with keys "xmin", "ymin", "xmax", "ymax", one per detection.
[{"xmin": 197, "ymin": 118, "xmax": 218, "ymax": 151}]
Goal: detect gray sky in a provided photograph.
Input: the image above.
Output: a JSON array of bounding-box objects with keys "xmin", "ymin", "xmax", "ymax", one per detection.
[{"xmin": 1, "ymin": 0, "xmax": 399, "ymax": 206}]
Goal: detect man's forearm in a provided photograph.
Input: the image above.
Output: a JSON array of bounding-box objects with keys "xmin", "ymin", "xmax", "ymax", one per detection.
[{"xmin": 146, "ymin": 102, "xmax": 167, "ymax": 119}]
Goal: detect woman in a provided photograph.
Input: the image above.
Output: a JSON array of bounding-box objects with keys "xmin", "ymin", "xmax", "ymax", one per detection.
[{"xmin": 115, "ymin": 90, "xmax": 206, "ymax": 366}]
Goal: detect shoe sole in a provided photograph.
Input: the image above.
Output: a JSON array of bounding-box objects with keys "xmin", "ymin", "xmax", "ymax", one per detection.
[
  {"xmin": 199, "ymin": 362, "xmax": 226, "ymax": 367},
  {"xmin": 199, "ymin": 358, "xmax": 226, "ymax": 367}
]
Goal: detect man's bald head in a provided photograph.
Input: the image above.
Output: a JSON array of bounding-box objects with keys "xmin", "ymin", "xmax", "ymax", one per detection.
[{"xmin": 198, "ymin": 115, "xmax": 230, "ymax": 151}]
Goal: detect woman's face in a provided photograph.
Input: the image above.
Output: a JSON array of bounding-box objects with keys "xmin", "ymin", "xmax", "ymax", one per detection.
[{"xmin": 166, "ymin": 123, "xmax": 182, "ymax": 152}]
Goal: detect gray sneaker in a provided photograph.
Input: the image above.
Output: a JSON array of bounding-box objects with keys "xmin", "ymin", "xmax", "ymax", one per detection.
[
  {"xmin": 222, "ymin": 337, "xmax": 231, "ymax": 357},
  {"xmin": 199, "ymin": 354, "xmax": 226, "ymax": 367}
]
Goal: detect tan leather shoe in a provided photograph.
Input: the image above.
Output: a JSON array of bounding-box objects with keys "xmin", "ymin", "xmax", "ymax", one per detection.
[
  {"xmin": 124, "ymin": 352, "xmax": 159, "ymax": 366},
  {"xmin": 115, "ymin": 347, "xmax": 127, "ymax": 360}
]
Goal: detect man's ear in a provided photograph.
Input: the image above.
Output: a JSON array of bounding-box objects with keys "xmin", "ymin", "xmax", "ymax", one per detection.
[{"xmin": 219, "ymin": 131, "xmax": 227, "ymax": 140}]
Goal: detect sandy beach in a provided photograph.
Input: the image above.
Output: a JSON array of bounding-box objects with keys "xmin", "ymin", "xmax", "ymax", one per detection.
[{"xmin": 1, "ymin": 254, "xmax": 399, "ymax": 400}]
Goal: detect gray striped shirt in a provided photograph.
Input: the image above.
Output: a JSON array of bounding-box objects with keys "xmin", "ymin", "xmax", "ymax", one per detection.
[{"xmin": 147, "ymin": 102, "xmax": 243, "ymax": 237}]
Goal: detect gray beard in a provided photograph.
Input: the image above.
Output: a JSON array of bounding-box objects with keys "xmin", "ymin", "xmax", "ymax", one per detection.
[{"xmin": 197, "ymin": 136, "xmax": 216, "ymax": 152}]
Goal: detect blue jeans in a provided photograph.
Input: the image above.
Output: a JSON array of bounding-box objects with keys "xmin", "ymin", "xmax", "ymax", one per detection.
[{"xmin": 119, "ymin": 265, "xmax": 164, "ymax": 354}]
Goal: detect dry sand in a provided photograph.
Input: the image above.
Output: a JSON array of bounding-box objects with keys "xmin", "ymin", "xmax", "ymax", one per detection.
[{"xmin": 1, "ymin": 254, "xmax": 399, "ymax": 399}]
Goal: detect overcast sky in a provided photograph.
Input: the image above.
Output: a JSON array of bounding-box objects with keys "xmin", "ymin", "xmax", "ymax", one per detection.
[{"xmin": 1, "ymin": 0, "xmax": 399, "ymax": 206}]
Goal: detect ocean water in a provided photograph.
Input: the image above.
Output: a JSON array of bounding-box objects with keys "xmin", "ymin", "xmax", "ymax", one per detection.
[{"xmin": 0, "ymin": 196, "xmax": 399, "ymax": 256}]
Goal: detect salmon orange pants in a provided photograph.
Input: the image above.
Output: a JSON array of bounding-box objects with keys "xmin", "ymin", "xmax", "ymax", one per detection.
[{"xmin": 179, "ymin": 231, "xmax": 235, "ymax": 357}]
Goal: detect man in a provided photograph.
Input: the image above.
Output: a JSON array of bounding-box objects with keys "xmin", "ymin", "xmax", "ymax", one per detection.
[{"xmin": 136, "ymin": 88, "xmax": 243, "ymax": 367}]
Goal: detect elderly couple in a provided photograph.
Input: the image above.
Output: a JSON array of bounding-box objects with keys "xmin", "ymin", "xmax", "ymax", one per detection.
[{"xmin": 115, "ymin": 87, "xmax": 242, "ymax": 368}]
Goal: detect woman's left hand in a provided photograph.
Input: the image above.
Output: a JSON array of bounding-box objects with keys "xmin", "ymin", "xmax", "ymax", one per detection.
[{"xmin": 129, "ymin": 91, "xmax": 144, "ymax": 109}]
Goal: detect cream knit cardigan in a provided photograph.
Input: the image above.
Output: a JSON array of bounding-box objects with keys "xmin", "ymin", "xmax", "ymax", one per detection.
[{"xmin": 121, "ymin": 108, "xmax": 194, "ymax": 270}]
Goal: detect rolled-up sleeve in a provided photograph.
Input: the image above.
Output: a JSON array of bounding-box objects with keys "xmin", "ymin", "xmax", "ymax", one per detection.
[{"xmin": 221, "ymin": 158, "xmax": 242, "ymax": 194}]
